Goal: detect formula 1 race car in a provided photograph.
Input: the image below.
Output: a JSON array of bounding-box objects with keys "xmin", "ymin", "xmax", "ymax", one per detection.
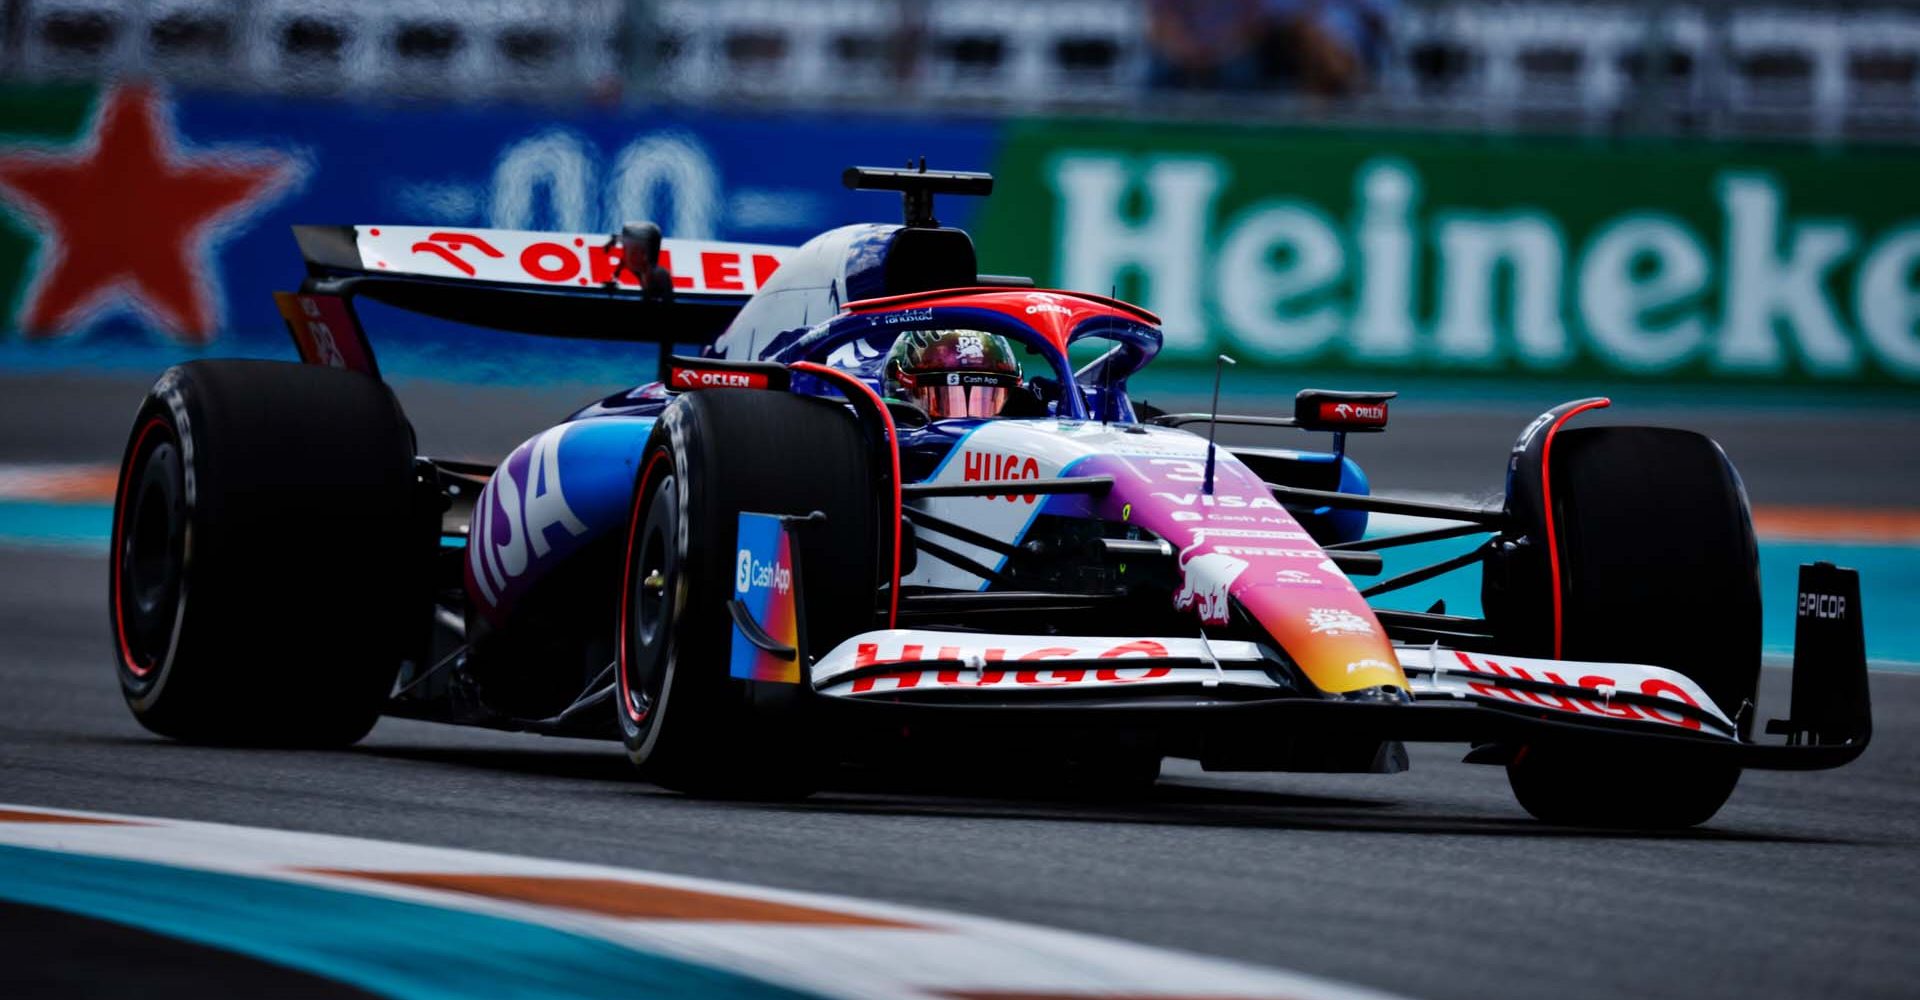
[{"xmin": 108, "ymin": 166, "xmax": 1871, "ymax": 828}]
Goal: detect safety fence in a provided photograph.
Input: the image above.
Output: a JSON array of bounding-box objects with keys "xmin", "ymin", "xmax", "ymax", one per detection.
[{"xmin": 14, "ymin": 1, "xmax": 1920, "ymax": 141}]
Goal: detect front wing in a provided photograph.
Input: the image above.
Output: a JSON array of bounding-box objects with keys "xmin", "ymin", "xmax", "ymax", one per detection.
[
  {"xmin": 730, "ymin": 506, "xmax": 1868, "ymax": 772},
  {"xmin": 796, "ymin": 581, "xmax": 1868, "ymax": 773}
]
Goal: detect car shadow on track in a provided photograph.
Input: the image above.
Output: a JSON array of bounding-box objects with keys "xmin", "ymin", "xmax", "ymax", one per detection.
[
  {"xmin": 772, "ymin": 789, "xmax": 1838, "ymax": 842},
  {"xmin": 352, "ymin": 741, "xmax": 1848, "ymax": 844},
  {"xmin": 765, "ymin": 762, "xmax": 1849, "ymax": 843},
  {"xmin": 75, "ymin": 731, "xmax": 1856, "ymax": 845},
  {"xmin": 359, "ymin": 744, "xmax": 637, "ymax": 783}
]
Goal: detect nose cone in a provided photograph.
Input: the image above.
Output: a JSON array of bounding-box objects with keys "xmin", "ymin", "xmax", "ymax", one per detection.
[
  {"xmin": 1236, "ymin": 586, "xmax": 1407, "ymax": 694},
  {"xmin": 1076, "ymin": 448, "xmax": 1409, "ymax": 696}
]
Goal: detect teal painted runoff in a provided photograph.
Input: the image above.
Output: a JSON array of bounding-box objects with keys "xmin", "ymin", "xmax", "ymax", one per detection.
[{"xmin": 0, "ymin": 844, "xmax": 821, "ymax": 1000}]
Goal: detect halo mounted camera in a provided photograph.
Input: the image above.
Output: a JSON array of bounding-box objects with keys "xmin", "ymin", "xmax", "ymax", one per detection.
[{"xmin": 843, "ymin": 160, "xmax": 994, "ymax": 228}]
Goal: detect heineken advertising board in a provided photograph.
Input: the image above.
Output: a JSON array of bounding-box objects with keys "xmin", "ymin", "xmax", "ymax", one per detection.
[{"xmin": 973, "ymin": 120, "xmax": 1920, "ymax": 387}]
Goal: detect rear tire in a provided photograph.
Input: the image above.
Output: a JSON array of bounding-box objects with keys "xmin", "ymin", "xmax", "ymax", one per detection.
[
  {"xmin": 1489, "ymin": 426, "xmax": 1757, "ymax": 828},
  {"xmin": 110, "ymin": 361, "xmax": 421, "ymax": 746},
  {"xmin": 615, "ymin": 389, "xmax": 877, "ymax": 797}
]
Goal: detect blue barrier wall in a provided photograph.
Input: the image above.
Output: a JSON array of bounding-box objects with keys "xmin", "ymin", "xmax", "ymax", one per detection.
[{"xmin": 0, "ymin": 82, "xmax": 997, "ymax": 379}]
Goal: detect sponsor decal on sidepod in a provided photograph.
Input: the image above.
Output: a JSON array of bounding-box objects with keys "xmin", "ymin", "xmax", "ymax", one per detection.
[
  {"xmin": 468, "ymin": 424, "xmax": 589, "ymax": 606},
  {"xmin": 962, "ymin": 451, "xmax": 1041, "ymax": 503}
]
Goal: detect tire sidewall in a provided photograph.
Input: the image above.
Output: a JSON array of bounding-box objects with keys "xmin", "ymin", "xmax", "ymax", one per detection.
[
  {"xmin": 108, "ymin": 360, "xmax": 417, "ymax": 746},
  {"xmin": 614, "ymin": 390, "xmax": 876, "ymax": 794},
  {"xmin": 617, "ymin": 439, "xmax": 690, "ymax": 763},
  {"xmin": 112, "ymin": 374, "xmax": 197, "ymax": 714}
]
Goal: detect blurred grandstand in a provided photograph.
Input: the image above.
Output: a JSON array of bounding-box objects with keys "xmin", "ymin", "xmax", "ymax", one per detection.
[{"xmin": 7, "ymin": 0, "xmax": 1920, "ymax": 141}]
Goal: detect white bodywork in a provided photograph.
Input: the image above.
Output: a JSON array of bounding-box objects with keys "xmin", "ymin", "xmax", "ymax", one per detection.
[{"xmin": 900, "ymin": 420, "xmax": 1222, "ymax": 591}]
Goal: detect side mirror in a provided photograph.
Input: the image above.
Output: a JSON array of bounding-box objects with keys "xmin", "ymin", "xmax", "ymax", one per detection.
[{"xmin": 1294, "ymin": 389, "xmax": 1396, "ymax": 433}]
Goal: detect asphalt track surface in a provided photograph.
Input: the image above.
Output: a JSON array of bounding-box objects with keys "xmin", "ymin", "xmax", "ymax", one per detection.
[
  {"xmin": 3, "ymin": 371, "xmax": 1918, "ymax": 999},
  {"xmin": 2, "ymin": 543, "xmax": 1917, "ymax": 1000}
]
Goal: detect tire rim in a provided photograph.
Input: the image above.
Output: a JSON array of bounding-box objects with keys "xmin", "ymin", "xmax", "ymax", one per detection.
[
  {"xmin": 116, "ymin": 426, "xmax": 185, "ymax": 679},
  {"xmin": 625, "ymin": 472, "xmax": 678, "ymax": 726}
]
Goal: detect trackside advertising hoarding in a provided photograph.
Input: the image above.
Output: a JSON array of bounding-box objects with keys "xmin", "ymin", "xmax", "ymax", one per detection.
[
  {"xmin": 972, "ymin": 120, "xmax": 1920, "ymax": 388},
  {"xmin": 0, "ymin": 82, "xmax": 994, "ymax": 379},
  {"xmin": 3, "ymin": 82, "xmax": 1920, "ymax": 389}
]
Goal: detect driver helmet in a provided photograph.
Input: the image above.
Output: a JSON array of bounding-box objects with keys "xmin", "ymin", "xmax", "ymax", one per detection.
[{"xmin": 882, "ymin": 330, "xmax": 1023, "ymax": 419}]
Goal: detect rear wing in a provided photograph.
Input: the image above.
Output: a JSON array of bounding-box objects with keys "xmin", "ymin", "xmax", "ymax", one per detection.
[{"xmin": 276, "ymin": 224, "xmax": 793, "ymax": 380}]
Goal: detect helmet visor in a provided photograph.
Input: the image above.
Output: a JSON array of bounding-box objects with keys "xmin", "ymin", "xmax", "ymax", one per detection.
[
  {"xmin": 913, "ymin": 385, "xmax": 1007, "ymax": 420},
  {"xmin": 899, "ymin": 370, "xmax": 1021, "ymax": 419}
]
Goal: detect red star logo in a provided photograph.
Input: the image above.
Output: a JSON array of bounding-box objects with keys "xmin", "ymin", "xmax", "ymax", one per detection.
[{"xmin": 0, "ymin": 84, "xmax": 297, "ymax": 342}]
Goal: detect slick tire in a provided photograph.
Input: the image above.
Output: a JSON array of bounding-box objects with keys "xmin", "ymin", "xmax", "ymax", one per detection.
[
  {"xmin": 110, "ymin": 360, "xmax": 421, "ymax": 746},
  {"xmin": 1492, "ymin": 426, "xmax": 1757, "ymax": 828},
  {"xmin": 615, "ymin": 389, "xmax": 877, "ymax": 797}
]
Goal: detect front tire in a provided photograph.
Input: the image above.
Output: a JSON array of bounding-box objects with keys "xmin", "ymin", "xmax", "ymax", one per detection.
[
  {"xmin": 615, "ymin": 389, "xmax": 877, "ymax": 796},
  {"xmin": 1506, "ymin": 745, "xmax": 1740, "ymax": 829},
  {"xmin": 110, "ymin": 361, "xmax": 421, "ymax": 746},
  {"xmin": 1488, "ymin": 425, "xmax": 1756, "ymax": 828}
]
